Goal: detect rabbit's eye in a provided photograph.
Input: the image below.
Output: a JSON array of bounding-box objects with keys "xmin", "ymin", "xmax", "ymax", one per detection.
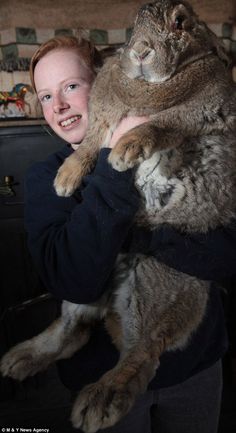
[{"xmin": 173, "ymin": 15, "xmax": 185, "ymax": 30}]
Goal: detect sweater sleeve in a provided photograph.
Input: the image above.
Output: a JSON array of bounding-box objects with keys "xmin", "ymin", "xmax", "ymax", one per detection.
[
  {"xmin": 128, "ymin": 222, "xmax": 236, "ymax": 282},
  {"xmin": 24, "ymin": 147, "xmax": 140, "ymax": 304}
]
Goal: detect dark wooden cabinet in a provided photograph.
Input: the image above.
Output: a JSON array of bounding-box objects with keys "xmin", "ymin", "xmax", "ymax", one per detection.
[
  {"xmin": 0, "ymin": 124, "xmax": 65, "ymax": 306},
  {"xmin": 0, "ymin": 124, "xmax": 65, "ymax": 398},
  {"xmin": 0, "ymin": 123, "xmax": 65, "ymax": 220}
]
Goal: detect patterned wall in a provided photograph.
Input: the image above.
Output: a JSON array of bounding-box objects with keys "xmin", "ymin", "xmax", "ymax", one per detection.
[{"xmin": 0, "ymin": 25, "xmax": 235, "ymax": 118}]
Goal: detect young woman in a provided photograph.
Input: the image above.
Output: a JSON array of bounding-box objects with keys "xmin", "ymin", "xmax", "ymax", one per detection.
[{"xmin": 25, "ymin": 34, "xmax": 236, "ymax": 433}]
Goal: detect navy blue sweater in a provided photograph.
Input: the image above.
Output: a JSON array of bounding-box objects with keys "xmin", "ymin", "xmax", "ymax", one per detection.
[{"xmin": 24, "ymin": 145, "xmax": 236, "ymax": 391}]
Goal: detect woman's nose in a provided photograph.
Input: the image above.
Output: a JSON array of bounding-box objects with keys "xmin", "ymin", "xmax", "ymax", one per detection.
[{"xmin": 53, "ymin": 93, "xmax": 69, "ymax": 113}]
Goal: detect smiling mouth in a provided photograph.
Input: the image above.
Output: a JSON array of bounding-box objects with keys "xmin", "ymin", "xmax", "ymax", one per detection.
[{"xmin": 60, "ymin": 115, "xmax": 82, "ymax": 127}]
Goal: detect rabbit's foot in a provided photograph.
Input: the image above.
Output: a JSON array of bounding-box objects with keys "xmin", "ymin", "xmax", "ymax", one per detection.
[
  {"xmin": 71, "ymin": 381, "xmax": 134, "ymax": 433},
  {"xmin": 0, "ymin": 341, "xmax": 53, "ymax": 381},
  {"xmin": 108, "ymin": 128, "xmax": 155, "ymax": 172},
  {"xmin": 54, "ymin": 154, "xmax": 84, "ymax": 197}
]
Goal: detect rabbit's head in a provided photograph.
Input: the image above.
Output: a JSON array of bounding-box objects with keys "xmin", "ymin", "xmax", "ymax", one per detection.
[{"xmin": 120, "ymin": 0, "xmax": 229, "ymax": 83}]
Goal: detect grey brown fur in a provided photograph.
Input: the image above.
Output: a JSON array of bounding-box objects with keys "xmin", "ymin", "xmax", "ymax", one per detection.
[{"xmin": 1, "ymin": 1, "xmax": 236, "ymax": 432}]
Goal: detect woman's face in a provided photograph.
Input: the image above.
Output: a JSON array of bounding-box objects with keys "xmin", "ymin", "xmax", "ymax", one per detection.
[{"xmin": 34, "ymin": 48, "xmax": 94, "ymax": 145}]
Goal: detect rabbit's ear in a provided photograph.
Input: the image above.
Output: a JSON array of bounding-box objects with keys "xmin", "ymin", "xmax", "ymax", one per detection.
[
  {"xmin": 200, "ymin": 23, "xmax": 230, "ymax": 67},
  {"xmin": 209, "ymin": 30, "xmax": 230, "ymax": 66}
]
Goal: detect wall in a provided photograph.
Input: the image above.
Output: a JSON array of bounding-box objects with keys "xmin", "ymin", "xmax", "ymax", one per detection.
[{"xmin": 0, "ymin": 0, "xmax": 235, "ymax": 30}]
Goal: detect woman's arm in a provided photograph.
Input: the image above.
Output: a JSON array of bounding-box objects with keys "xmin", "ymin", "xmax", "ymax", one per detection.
[
  {"xmin": 24, "ymin": 147, "xmax": 140, "ymax": 304},
  {"xmin": 128, "ymin": 223, "xmax": 236, "ymax": 281}
]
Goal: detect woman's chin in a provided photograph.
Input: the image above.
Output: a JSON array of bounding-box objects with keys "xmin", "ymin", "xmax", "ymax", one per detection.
[{"xmin": 57, "ymin": 126, "xmax": 86, "ymax": 145}]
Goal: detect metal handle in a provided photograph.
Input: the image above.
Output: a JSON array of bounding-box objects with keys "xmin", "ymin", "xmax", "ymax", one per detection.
[{"xmin": 0, "ymin": 175, "xmax": 16, "ymax": 196}]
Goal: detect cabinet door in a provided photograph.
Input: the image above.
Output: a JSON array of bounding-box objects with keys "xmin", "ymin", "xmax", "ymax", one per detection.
[
  {"xmin": 0, "ymin": 125, "xmax": 65, "ymax": 220},
  {"xmin": 0, "ymin": 125, "xmax": 64, "ymax": 372},
  {"xmin": 0, "ymin": 125, "xmax": 65, "ymax": 304}
]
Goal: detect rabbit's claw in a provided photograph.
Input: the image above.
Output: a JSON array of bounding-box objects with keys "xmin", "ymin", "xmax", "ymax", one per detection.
[
  {"xmin": 108, "ymin": 130, "xmax": 154, "ymax": 171},
  {"xmin": 54, "ymin": 154, "xmax": 84, "ymax": 197},
  {"xmin": 71, "ymin": 381, "xmax": 133, "ymax": 433},
  {"xmin": 0, "ymin": 341, "xmax": 51, "ymax": 381}
]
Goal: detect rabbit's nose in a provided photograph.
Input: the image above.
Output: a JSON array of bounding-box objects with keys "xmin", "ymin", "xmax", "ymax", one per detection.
[
  {"xmin": 130, "ymin": 46, "xmax": 154, "ymax": 64},
  {"xmin": 130, "ymin": 40, "xmax": 154, "ymax": 63}
]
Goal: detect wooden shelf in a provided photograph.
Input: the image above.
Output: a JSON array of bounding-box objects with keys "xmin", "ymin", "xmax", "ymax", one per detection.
[{"xmin": 0, "ymin": 119, "xmax": 47, "ymax": 127}]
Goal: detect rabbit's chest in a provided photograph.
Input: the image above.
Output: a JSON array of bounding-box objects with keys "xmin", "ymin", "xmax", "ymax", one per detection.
[{"xmin": 135, "ymin": 150, "xmax": 185, "ymax": 218}]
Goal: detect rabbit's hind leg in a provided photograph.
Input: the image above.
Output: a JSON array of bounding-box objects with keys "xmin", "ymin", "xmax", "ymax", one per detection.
[
  {"xmin": 70, "ymin": 255, "xmax": 209, "ymax": 432},
  {"xmin": 70, "ymin": 259, "xmax": 162, "ymax": 432},
  {"xmin": 70, "ymin": 335, "xmax": 161, "ymax": 433},
  {"xmin": 0, "ymin": 301, "xmax": 99, "ymax": 381}
]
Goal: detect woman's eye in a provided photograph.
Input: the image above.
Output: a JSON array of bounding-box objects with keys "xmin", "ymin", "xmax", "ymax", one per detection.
[
  {"xmin": 40, "ymin": 94, "xmax": 51, "ymax": 103},
  {"xmin": 68, "ymin": 84, "xmax": 79, "ymax": 90}
]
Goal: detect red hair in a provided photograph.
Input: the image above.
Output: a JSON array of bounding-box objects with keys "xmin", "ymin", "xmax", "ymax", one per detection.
[{"xmin": 30, "ymin": 33, "xmax": 102, "ymax": 90}]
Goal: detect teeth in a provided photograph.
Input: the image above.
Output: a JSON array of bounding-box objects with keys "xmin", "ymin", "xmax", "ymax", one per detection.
[{"xmin": 61, "ymin": 115, "xmax": 81, "ymax": 127}]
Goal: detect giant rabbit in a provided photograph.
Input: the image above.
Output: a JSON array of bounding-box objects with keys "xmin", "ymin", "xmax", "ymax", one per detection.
[{"xmin": 1, "ymin": 1, "xmax": 236, "ymax": 432}]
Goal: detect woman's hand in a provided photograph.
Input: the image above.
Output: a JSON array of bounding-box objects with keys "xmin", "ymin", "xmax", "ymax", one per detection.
[{"xmin": 108, "ymin": 116, "xmax": 149, "ymax": 149}]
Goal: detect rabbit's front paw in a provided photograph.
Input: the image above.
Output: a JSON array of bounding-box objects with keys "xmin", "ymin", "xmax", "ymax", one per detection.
[
  {"xmin": 108, "ymin": 129, "xmax": 154, "ymax": 171},
  {"xmin": 54, "ymin": 154, "xmax": 84, "ymax": 197},
  {"xmin": 0, "ymin": 341, "xmax": 51, "ymax": 381},
  {"xmin": 71, "ymin": 381, "xmax": 133, "ymax": 433}
]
